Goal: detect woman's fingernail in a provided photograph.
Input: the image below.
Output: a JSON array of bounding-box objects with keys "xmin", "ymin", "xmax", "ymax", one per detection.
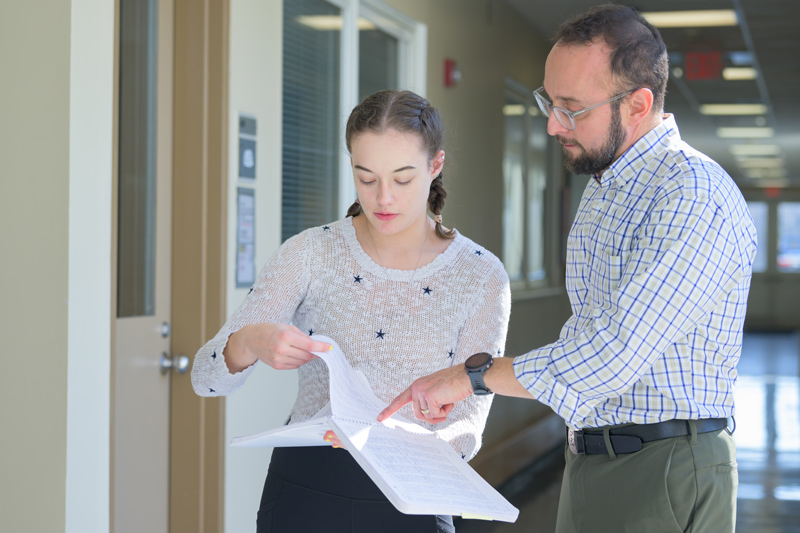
[
  {"xmin": 324, "ymin": 437, "xmax": 331, "ymax": 442},
  {"xmin": 328, "ymin": 345, "xmax": 333, "ymax": 351}
]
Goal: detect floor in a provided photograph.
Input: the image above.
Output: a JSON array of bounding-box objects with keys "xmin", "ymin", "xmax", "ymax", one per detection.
[{"xmin": 454, "ymin": 331, "xmax": 800, "ymax": 533}]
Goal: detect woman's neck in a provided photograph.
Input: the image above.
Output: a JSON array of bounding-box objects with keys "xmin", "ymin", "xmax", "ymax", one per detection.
[{"xmin": 355, "ymin": 214, "xmax": 436, "ymax": 271}]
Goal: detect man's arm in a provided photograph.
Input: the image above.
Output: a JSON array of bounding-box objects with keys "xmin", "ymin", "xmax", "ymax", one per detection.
[{"xmin": 377, "ymin": 357, "xmax": 535, "ymax": 423}]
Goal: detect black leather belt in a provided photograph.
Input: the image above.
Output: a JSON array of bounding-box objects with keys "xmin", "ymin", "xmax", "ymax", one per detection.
[{"xmin": 568, "ymin": 418, "xmax": 730, "ymax": 455}]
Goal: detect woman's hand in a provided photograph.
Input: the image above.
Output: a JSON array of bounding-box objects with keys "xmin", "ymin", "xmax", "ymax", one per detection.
[
  {"xmin": 324, "ymin": 430, "xmax": 345, "ymax": 449},
  {"xmin": 224, "ymin": 323, "xmax": 332, "ymax": 373}
]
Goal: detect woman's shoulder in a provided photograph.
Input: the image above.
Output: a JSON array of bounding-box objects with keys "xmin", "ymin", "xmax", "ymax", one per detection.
[{"xmin": 449, "ymin": 231, "xmax": 509, "ymax": 283}]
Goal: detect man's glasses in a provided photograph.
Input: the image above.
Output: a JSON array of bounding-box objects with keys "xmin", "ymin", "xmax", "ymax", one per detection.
[{"xmin": 533, "ymin": 87, "xmax": 636, "ymax": 131}]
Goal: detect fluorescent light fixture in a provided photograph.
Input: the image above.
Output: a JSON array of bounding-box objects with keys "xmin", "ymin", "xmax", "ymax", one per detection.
[
  {"xmin": 723, "ymin": 67, "xmax": 757, "ymax": 81},
  {"xmin": 730, "ymin": 144, "xmax": 781, "ymax": 157},
  {"xmin": 737, "ymin": 158, "xmax": 785, "ymax": 169},
  {"xmin": 700, "ymin": 103, "xmax": 767, "ymax": 115},
  {"xmin": 744, "ymin": 167, "xmax": 787, "ymax": 179},
  {"xmin": 641, "ymin": 10, "xmax": 738, "ymax": 28},
  {"xmin": 502, "ymin": 105, "xmax": 541, "ymax": 117},
  {"xmin": 296, "ymin": 15, "xmax": 375, "ymax": 30},
  {"xmin": 716, "ymin": 127, "xmax": 774, "ymax": 138}
]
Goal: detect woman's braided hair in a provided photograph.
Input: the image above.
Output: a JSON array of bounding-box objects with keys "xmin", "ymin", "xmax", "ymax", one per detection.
[{"xmin": 345, "ymin": 90, "xmax": 455, "ymax": 239}]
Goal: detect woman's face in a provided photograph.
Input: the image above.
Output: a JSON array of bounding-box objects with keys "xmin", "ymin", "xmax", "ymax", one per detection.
[{"xmin": 350, "ymin": 129, "xmax": 444, "ymax": 237}]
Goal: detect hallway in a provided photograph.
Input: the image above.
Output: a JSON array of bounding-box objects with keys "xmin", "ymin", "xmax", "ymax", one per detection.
[{"xmin": 456, "ymin": 331, "xmax": 800, "ymax": 532}]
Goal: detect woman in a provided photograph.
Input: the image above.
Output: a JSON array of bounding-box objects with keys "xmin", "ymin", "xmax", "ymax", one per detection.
[{"xmin": 191, "ymin": 90, "xmax": 511, "ymax": 532}]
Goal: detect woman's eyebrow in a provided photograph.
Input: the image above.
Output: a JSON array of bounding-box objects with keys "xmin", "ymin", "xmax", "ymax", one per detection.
[{"xmin": 353, "ymin": 164, "xmax": 417, "ymax": 173}]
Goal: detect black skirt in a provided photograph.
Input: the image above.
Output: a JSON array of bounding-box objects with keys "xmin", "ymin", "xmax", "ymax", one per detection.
[{"xmin": 256, "ymin": 446, "xmax": 455, "ymax": 533}]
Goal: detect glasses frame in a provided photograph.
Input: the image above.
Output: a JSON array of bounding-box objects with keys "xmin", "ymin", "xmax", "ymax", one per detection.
[{"xmin": 533, "ymin": 86, "xmax": 636, "ymax": 131}]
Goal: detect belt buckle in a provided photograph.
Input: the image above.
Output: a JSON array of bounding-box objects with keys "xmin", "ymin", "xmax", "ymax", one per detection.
[{"xmin": 568, "ymin": 429, "xmax": 585, "ymax": 455}]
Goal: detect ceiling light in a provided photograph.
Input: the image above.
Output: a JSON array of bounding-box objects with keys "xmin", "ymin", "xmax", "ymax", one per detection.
[
  {"xmin": 744, "ymin": 168, "xmax": 787, "ymax": 179},
  {"xmin": 296, "ymin": 16, "xmax": 375, "ymax": 31},
  {"xmin": 737, "ymin": 158, "xmax": 785, "ymax": 169},
  {"xmin": 730, "ymin": 144, "xmax": 781, "ymax": 157},
  {"xmin": 503, "ymin": 104, "xmax": 525, "ymax": 116},
  {"xmin": 700, "ymin": 104, "xmax": 767, "ymax": 116},
  {"xmin": 641, "ymin": 10, "xmax": 738, "ymax": 28},
  {"xmin": 716, "ymin": 127, "xmax": 774, "ymax": 138},
  {"xmin": 723, "ymin": 67, "xmax": 757, "ymax": 81}
]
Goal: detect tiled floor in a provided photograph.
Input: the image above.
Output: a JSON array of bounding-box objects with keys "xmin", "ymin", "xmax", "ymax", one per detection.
[{"xmin": 455, "ymin": 331, "xmax": 800, "ymax": 532}]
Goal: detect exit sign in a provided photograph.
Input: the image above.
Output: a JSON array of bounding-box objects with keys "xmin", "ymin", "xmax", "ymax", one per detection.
[{"xmin": 685, "ymin": 51, "xmax": 723, "ymax": 80}]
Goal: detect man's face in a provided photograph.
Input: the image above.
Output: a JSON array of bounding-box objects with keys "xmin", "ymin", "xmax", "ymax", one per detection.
[
  {"xmin": 556, "ymin": 103, "xmax": 626, "ymax": 175},
  {"xmin": 543, "ymin": 41, "xmax": 631, "ymax": 175}
]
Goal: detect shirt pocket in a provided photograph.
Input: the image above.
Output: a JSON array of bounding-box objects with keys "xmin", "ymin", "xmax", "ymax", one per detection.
[{"xmin": 589, "ymin": 251, "xmax": 627, "ymax": 308}]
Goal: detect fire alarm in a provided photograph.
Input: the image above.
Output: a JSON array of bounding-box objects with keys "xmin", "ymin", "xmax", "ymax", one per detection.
[{"xmin": 444, "ymin": 58, "xmax": 461, "ymax": 87}]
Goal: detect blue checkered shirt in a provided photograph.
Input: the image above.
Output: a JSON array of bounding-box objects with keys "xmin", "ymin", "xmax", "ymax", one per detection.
[{"xmin": 513, "ymin": 115, "xmax": 757, "ymax": 429}]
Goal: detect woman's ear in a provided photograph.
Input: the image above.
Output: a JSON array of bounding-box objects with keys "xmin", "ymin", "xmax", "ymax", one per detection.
[
  {"xmin": 431, "ymin": 150, "xmax": 445, "ymax": 179},
  {"xmin": 626, "ymin": 88, "xmax": 654, "ymax": 127}
]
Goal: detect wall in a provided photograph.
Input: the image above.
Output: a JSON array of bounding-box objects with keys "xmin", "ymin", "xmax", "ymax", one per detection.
[
  {"xmin": 223, "ymin": 1, "xmax": 289, "ymax": 532},
  {"xmin": 0, "ymin": 1, "xmax": 114, "ymax": 531}
]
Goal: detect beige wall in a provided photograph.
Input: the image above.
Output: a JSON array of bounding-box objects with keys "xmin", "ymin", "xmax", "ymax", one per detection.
[
  {"xmin": 1, "ymin": 2, "xmax": 114, "ymax": 531},
  {"xmin": 0, "ymin": 2, "xmax": 72, "ymax": 531}
]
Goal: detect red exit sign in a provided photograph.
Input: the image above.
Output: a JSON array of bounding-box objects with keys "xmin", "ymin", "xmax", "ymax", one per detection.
[{"xmin": 685, "ymin": 51, "xmax": 723, "ymax": 80}]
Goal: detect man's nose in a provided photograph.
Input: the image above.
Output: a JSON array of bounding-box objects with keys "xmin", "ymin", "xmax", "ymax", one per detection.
[{"xmin": 546, "ymin": 112, "xmax": 569, "ymax": 136}]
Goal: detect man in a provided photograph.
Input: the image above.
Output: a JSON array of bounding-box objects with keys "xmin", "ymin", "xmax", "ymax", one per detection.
[{"xmin": 378, "ymin": 4, "xmax": 756, "ymax": 532}]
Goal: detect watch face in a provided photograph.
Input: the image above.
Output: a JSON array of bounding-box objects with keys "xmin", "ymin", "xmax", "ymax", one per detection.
[{"xmin": 466, "ymin": 352, "xmax": 492, "ymax": 370}]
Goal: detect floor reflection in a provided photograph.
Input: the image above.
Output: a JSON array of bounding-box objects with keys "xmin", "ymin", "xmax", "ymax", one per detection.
[
  {"xmin": 735, "ymin": 331, "xmax": 800, "ymax": 533},
  {"xmin": 455, "ymin": 330, "xmax": 800, "ymax": 532}
]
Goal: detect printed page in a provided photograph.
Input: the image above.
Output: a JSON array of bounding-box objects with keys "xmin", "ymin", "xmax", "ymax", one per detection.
[
  {"xmin": 311, "ymin": 335, "xmax": 392, "ymax": 424},
  {"xmin": 332, "ymin": 418, "xmax": 519, "ymax": 522}
]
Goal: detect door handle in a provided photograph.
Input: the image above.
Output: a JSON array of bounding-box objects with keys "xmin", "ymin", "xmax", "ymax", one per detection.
[{"xmin": 160, "ymin": 352, "xmax": 190, "ymax": 375}]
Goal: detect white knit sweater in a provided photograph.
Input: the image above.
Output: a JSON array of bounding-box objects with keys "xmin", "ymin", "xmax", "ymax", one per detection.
[{"xmin": 191, "ymin": 217, "xmax": 511, "ymax": 459}]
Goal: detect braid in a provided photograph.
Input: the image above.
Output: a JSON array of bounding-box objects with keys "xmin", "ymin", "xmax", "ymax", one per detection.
[
  {"xmin": 428, "ymin": 175, "xmax": 455, "ymax": 239},
  {"xmin": 346, "ymin": 200, "xmax": 362, "ymax": 218}
]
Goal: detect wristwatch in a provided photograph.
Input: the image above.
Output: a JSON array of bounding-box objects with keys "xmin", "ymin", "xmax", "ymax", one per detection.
[{"xmin": 465, "ymin": 352, "xmax": 493, "ymax": 395}]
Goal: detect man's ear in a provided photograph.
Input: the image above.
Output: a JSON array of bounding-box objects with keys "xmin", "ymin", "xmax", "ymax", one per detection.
[{"xmin": 626, "ymin": 88, "xmax": 654, "ymax": 127}]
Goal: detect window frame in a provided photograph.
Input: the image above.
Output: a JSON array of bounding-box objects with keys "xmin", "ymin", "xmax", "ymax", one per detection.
[
  {"xmin": 329, "ymin": 0, "xmax": 427, "ymax": 218},
  {"xmin": 502, "ymin": 77, "xmax": 563, "ymax": 297}
]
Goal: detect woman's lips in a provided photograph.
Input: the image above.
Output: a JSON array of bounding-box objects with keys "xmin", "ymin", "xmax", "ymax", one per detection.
[{"xmin": 375, "ymin": 213, "xmax": 398, "ymax": 221}]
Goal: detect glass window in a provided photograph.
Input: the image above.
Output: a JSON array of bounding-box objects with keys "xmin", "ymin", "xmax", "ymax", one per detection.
[
  {"xmin": 527, "ymin": 114, "xmax": 547, "ymax": 282},
  {"xmin": 281, "ymin": 0, "xmax": 342, "ymax": 242},
  {"xmin": 502, "ymin": 84, "xmax": 550, "ymax": 290},
  {"xmin": 503, "ymin": 95, "xmax": 525, "ymax": 282},
  {"xmin": 359, "ymin": 23, "xmax": 399, "ymax": 100},
  {"xmin": 747, "ymin": 201, "xmax": 768, "ymax": 273},
  {"xmin": 777, "ymin": 202, "xmax": 800, "ymax": 272},
  {"xmin": 117, "ymin": 0, "xmax": 157, "ymax": 317}
]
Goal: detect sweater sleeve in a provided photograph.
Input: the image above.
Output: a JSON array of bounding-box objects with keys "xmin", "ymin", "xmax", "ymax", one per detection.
[
  {"xmin": 190, "ymin": 230, "xmax": 311, "ymax": 397},
  {"xmin": 434, "ymin": 260, "xmax": 511, "ymax": 459}
]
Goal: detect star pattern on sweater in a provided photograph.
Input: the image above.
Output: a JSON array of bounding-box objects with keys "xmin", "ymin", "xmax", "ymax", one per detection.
[
  {"xmin": 448, "ymin": 350, "xmax": 455, "ymax": 359},
  {"xmin": 209, "ymin": 388, "xmax": 215, "ymax": 393},
  {"xmin": 309, "ymin": 329, "xmax": 314, "ymax": 336},
  {"xmin": 211, "ymin": 351, "xmax": 217, "ymax": 360},
  {"xmin": 248, "ymin": 287, "xmax": 254, "ymax": 294},
  {"xmin": 474, "ymin": 249, "xmax": 483, "ymax": 256},
  {"xmin": 376, "ymin": 329, "xmax": 386, "ymax": 339},
  {"xmin": 353, "ymin": 274, "xmax": 363, "ymax": 283},
  {"xmin": 423, "ymin": 286, "xmax": 432, "ymax": 295},
  {"xmin": 323, "ymin": 226, "xmax": 331, "ymax": 231}
]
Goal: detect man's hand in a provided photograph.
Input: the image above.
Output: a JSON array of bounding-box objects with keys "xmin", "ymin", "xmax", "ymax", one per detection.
[{"xmin": 378, "ymin": 364, "xmax": 474, "ymax": 424}]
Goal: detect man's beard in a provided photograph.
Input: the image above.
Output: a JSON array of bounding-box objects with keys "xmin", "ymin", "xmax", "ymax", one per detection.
[{"xmin": 557, "ymin": 105, "xmax": 626, "ymax": 176}]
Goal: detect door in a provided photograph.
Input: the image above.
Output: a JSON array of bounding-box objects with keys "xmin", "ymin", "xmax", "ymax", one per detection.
[{"xmin": 113, "ymin": 0, "xmax": 179, "ymax": 531}]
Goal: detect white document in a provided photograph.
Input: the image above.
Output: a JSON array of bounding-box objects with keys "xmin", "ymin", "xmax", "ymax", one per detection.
[{"xmin": 231, "ymin": 335, "xmax": 519, "ymax": 523}]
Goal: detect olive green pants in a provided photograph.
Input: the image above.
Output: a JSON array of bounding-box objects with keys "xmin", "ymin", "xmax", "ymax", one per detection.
[{"xmin": 555, "ymin": 423, "xmax": 737, "ymax": 533}]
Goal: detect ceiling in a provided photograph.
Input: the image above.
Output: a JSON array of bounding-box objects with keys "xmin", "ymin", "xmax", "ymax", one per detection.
[{"xmin": 502, "ymin": 0, "xmax": 800, "ymax": 190}]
